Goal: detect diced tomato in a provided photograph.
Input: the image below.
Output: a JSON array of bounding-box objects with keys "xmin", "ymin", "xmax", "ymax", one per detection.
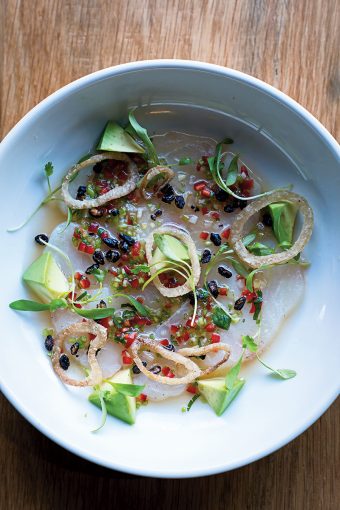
[
  {"xmin": 186, "ymin": 384, "xmax": 198, "ymax": 394},
  {"xmin": 124, "ymin": 332, "xmax": 137, "ymax": 347},
  {"xmin": 85, "ymin": 244, "xmax": 95, "ymax": 254},
  {"xmin": 123, "ymin": 265, "xmax": 132, "ymax": 275},
  {"xmin": 199, "ymin": 231, "xmax": 209, "ymax": 240},
  {"xmin": 170, "ymin": 324, "xmax": 179, "ymax": 334},
  {"xmin": 131, "ymin": 241, "xmax": 141, "ymax": 257},
  {"xmin": 162, "ymin": 367, "xmax": 175, "ymax": 378},
  {"xmin": 74, "ymin": 272, "xmax": 82, "ymax": 281},
  {"xmin": 122, "ymin": 350, "xmax": 133, "ymax": 365},
  {"xmin": 185, "ymin": 318, "xmax": 197, "ymax": 328},
  {"xmin": 137, "ymin": 393, "xmax": 147, "ymax": 402},
  {"xmin": 205, "ymin": 323, "xmax": 216, "ymax": 332},
  {"xmin": 202, "ymin": 206, "xmax": 209, "ymax": 215},
  {"xmin": 211, "ymin": 333, "xmax": 221, "ymax": 343},
  {"xmin": 211, "ymin": 211, "xmax": 220, "ymax": 220},
  {"xmin": 219, "ymin": 287, "xmax": 228, "ymax": 296},
  {"xmin": 79, "ymin": 277, "xmax": 90, "ymax": 289},
  {"xmin": 73, "ymin": 228, "xmax": 81, "ymax": 239},
  {"xmin": 78, "ymin": 242, "xmax": 87, "ymax": 252},
  {"xmin": 130, "ymin": 278, "xmax": 139, "ymax": 289},
  {"xmin": 160, "ymin": 339, "xmax": 169, "ymax": 346},
  {"xmin": 221, "ymin": 227, "xmax": 231, "ymax": 239},
  {"xmin": 182, "ymin": 331, "xmax": 190, "ymax": 341},
  {"xmin": 194, "ymin": 181, "xmax": 207, "ymax": 191}
]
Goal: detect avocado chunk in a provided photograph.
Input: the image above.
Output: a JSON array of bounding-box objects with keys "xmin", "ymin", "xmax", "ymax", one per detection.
[
  {"xmin": 89, "ymin": 369, "xmax": 136, "ymax": 425},
  {"xmin": 23, "ymin": 252, "xmax": 69, "ymax": 303},
  {"xmin": 268, "ymin": 201, "xmax": 298, "ymax": 249},
  {"xmin": 198, "ymin": 377, "xmax": 245, "ymax": 416},
  {"xmin": 153, "ymin": 233, "xmax": 190, "ymax": 263},
  {"xmin": 97, "ymin": 121, "xmax": 145, "ymax": 153}
]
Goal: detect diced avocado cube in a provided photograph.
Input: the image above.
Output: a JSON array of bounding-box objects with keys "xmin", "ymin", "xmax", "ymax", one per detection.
[
  {"xmin": 23, "ymin": 252, "xmax": 69, "ymax": 303},
  {"xmin": 97, "ymin": 121, "xmax": 144, "ymax": 153},
  {"xmin": 89, "ymin": 368, "xmax": 136, "ymax": 425},
  {"xmin": 198, "ymin": 377, "xmax": 245, "ymax": 416},
  {"xmin": 153, "ymin": 233, "xmax": 190, "ymax": 262},
  {"xmin": 268, "ymin": 201, "xmax": 298, "ymax": 248}
]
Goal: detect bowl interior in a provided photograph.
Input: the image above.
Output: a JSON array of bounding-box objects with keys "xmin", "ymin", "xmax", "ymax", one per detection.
[{"xmin": 0, "ymin": 63, "xmax": 339, "ymax": 477}]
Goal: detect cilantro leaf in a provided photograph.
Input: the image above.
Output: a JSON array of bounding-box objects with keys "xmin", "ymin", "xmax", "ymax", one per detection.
[
  {"xmin": 256, "ymin": 354, "xmax": 297, "ymax": 379},
  {"xmin": 212, "ymin": 306, "xmax": 231, "ymax": 330}
]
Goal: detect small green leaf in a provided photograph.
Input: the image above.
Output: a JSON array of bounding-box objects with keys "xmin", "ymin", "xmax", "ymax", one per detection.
[
  {"xmin": 242, "ymin": 233, "xmax": 256, "ymax": 247},
  {"xmin": 75, "ymin": 307, "xmax": 115, "ymax": 319},
  {"xmin": 229, "ymin": 258, "xmax": 249, "ymax": 278},
  {"xmin": 256, "ymin": 354, "xmax": 297, "ymax": 380},
  {"xmin": 225, "ymin": 154, "xmax": 239, "ymax": 186},
  {"xmin": 127, "ymin": 110, "xmax": 159, "ymax": 166},
  {"xmin": 131, "ymin": 264, "xmax": 150, "ymax": 274},
  {"xmin": 178, "ymin": 157, "xmax": 193, "ymax": 166},
  {"xmin": 247, "ymin": 242, "xmax": 274, "ymax": 256},
  {"xmin": 44, "ymin": 162, "xmax": 54, "ymax": 177},
  {"xmin": 112, "ymin": 294, "xmax": 151, "ymax": 318},
  {"xmin": 49, "ymin": 298, "xmax": 68, "ymax": 312},
  {"xmin": 9, "ymin": 299, "xmax": 52, "ymax": 311},
  {"xmin": 225, "ymin": 354, "xmax": 243, "ymax": 390},
  {"xmin": 91, "ymin": 268, "xmax": 107, "ymax": 283},
  {"xmin": 107, "ymin": 382, "xmax": 145, "ymax": 397},
  {"xmin": 212, "ymin": 306, "xmax": 231, "ymax": 330},
  {"xmin": 186, "ymin": 393, "xmax": 200, "ymax": 411},
  {"xmin": 242, "ymin": 335, "xmax": 258, "ymax": 352}
]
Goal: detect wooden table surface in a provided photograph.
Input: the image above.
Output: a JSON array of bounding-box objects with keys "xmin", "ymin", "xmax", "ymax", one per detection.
[{"xmin": 0, "ymin": 1, "xmax": 339, "ymax": 508}]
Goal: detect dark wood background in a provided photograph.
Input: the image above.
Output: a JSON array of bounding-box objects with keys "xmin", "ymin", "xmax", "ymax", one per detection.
[{"xmin": 0, "ymin": 1, "xmax": 339, "ymax": 509}]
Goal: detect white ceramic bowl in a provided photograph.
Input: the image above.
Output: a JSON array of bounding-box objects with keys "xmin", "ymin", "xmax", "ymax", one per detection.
[{"xmin": 0, "ymin": 60, "xmax": 339, "ymax": 478}]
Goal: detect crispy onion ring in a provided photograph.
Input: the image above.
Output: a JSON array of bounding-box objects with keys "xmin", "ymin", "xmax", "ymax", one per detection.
[
  {"xmin": 139, "ymin": 165, "xmax": 175, "ymax": 199},
  {"xmin": 145, "ymin": 226, "xmax": 201, "ymax": 297},
  {"xmin": 131, "ymin": 338, "xmax": 201, "ymax": 385},
  {"xmin": 61, "ymin": 152, "xmax": 139, "ymax": 210},
  {"xmin": 177, "ymin": 344, "xmax": 231, "ymax": 377},
  {"xmin": 229, "ymin": 190, "xmax": 314, "ymax": 269},
  {"xmin": 52, "ymin": 320, "xmax": 107, "ymax": 387}
]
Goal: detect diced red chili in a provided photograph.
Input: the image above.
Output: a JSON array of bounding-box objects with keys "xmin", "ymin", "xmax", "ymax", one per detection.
[
  {"xmin": 162, "ymin": 367, "xmax": 175, "ymax": 378},
  {"xmin": 79, "ymin": 277, "xmax": 90, "ymax": 289},
  {"xmin": 78, "ymin": 242, "xmax": 87, "ymax": 252},
  {"xmin": 219, "ymin": 287, "xmax": 228, "ymax": 296},
  {"xmin": 170, "ymin": 324, "xmax": 179, "ymax": 334},
  {"xmin": 85, "ymin": 245, "xmax": 95, "ymax": 254},
  {"xmin": 201, "ymin": 188, "xmax": 212, "ymax": 198},
  {"xmin": 122, "ymin": 350, "xmax": 133, "ymax": 365},
  {"xmin": 202, "ymin": 206, "xmax": 209, "ymax": 215},
  {"xmin": 160, "ymin": 339, "xmax": 169, "ymax": 346}
]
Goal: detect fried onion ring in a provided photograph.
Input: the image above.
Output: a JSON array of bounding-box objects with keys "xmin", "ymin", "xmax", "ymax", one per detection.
[
  {"xmin": 139, "ymin": 165, "xmax": 175, "ymax": 199},
  {"xmin": 52, "ymin": 320, "xmax": 107, "ymax": 387},
  {"xmin": 177, "ymin": 344, "xmax": 231, "ymax": 377},
  {"xmin": 131, "ymin": 338, "xmax": 201, "ymax": 385},
  {"xmin": 229, "ymin": 190, "xmax": 314, "ymax": 269},
  {"xmin": 145, "ymin": 226, "xmax": 200, "ymax": 297},
  {"xmin": 61, "ymin": 152, "xmax": 139, "ymax": 210}
]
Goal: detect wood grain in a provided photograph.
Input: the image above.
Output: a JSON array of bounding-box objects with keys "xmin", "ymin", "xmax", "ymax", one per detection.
[{"xmin": 0, "ymin": 1, "xmax": 339, "ymax": 509}]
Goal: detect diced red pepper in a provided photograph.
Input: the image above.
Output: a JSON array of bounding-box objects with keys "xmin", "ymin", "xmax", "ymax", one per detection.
[
  {"xmin": 73, "ymin": 228, "xmax": 81, "ymax": 239},
  {"xmin": 221, "ymin": 227, "xmax": 231, "ymax": 239},
  {"xmin": 219, "ymin": 287, "xmax": 228, "ymax": 296},
  {"xmin": 162, "ymin": 366, "xmax": 175, "ymax": 378},
  {"xmin": 170, "ymin": 324, "xmax": 179, "ymax": 334},
  {"xmin": 124, "ymin": 332, "xmax": 137, "ymax": 347},
  {"xmin": 205, "ymin": 323, "xmax": 216, "ymax": 332},
  {"xmin": 186, "ymin": 384, "xmax": 198, "ymax": 394},
  {"xmin": 79, "ymin": 277, "xmax": 90, "ymax": 289},
  {"xmin": 211, "ymin": 211, "xmax": 220, "ymax": 220},
  {"xmin": 122, "ymin": 350, "xmax": 133, "ymax": 365},
  {"xmin": 182, "ymin": 331, "xmax": 190, "ymax": 341},
  {"xmin": 211, "ymin": 333, "xmax": 221, "ymax": 343},
  {"xmin": 78, "ymin": 242, "xmax": 87, "ymax": 252},
  {"xmin": 201, "ymin": 188, "xmax": 212, "ymax": 198},
  {"xmin": 160, "ymin": 339, "xmax": 169, "ymax": 346},
  {"xmin": 131, "ymin": 241, "xmax": 141, "ymax": 257},
  {"xmin": 194, "ymin": 181, "xmax": 207, "ymax": 191},
  {"xmin": 185, "ymin": 318, "xmax": 197, "ymax": 328},
  {"xmin": 74, "ymin": 272, "xmax": 82, "ymax": 281},
  {"xmin": 202, "ymin": 206, "xmax": 209, "ymax": 215},
  {"xmin": 85, "ymin": 244, "xmax": 95, "ymax": 254},
  {"xmin": 130, "ymin": 278, "xmax": 139, "ymax": 289},
  {"xmin": 199, "ymin": 231, "xmax": 209, "ymax": 240},
  {"xmin": 137, "ymin": 393, "xmax": 148, "ymax": 402}
]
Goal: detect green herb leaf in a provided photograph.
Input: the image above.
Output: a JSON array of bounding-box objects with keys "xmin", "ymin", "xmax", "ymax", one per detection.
[
  {"xmin": 187, "ymin": 393, "xmax": 200, "ymax": 411},
  {"xmin": 225, "ymin": 354, "xmax": 243, "ymax": 390},
  {"xmin": 75, "ymin": 307, "xmax": 115, "ymax": 319},
  {"xmin": 229, "ymin": 258, "xmax": 249, "ymax": 278},
  {"xmin": 107, "ymin": 382, "xmax": 145, "ymax": 397},
  {"xmin": 225, "ymin": 154, "xmax": 239, "ymax": 186},
  {"xmin": 92, "ymin": 389, "xmax": 108, "ymax": 433},
  {"xmin": 242, "ymin": 233, "xmax": 256, "ymax": 247},
  {"xmin": 247, "ymin": 242, "xmax": 274, "ymax": 256},
  {"xmin": 178, "ymin": 157, "xmax": 193, "ymax": 166},
  {"xmin": 112, "ymin": 293, "xmax": 151, "ymax": 318},
  {"xmin": 60, "ymin": 207, "xmax": 73, "ymax": 233},
  {"xmin": 127, "ymin": 110, "xmax": 159, "ymax": 166},
  {"xmin": 256, "ymin": 354, "xmax": 297, "ymax": 379},
  {"xmin": 44, "ymin": 161, "xmax": 53, "ymax": 178},
  {"xmin": 131, "ymin": 264, "xmax": 150, "ymax": 274},
  {"xmin": 9, "ymin": 299, "xmax": 52, "ymax": 311},
  {"xmin": 242, "ymin": 335, "xmax": 258, "ymax": 352},
  {"xmin": 212, "ymin": 306, "xmax": 231, "ymax": 330},
  {"xmin": 91, "ymin": 268, "xmax": 107, "ymax": 283},
  {"xmin": 9, "ymin": 298, "xmax": 67, "ymax": 312}
]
